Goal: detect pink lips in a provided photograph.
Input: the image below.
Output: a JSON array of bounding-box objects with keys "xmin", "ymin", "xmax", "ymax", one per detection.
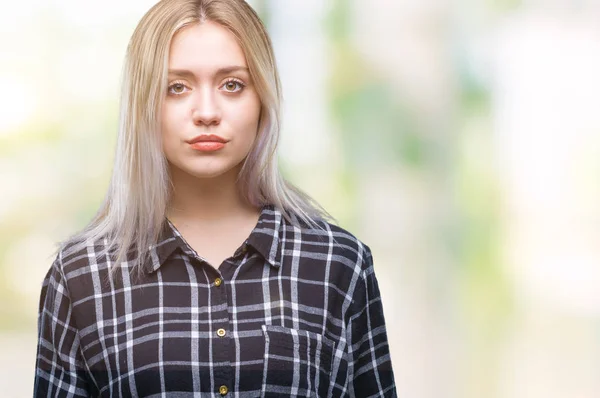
[{"xmin": 186, "ymin": 134, "xmax": 229, "ymax": 152}]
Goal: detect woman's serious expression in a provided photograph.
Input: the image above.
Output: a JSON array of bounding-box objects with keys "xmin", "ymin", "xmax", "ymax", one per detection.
[{"xmin": 161, "ymin": 21, "xmax": 261, "ymax": 180}]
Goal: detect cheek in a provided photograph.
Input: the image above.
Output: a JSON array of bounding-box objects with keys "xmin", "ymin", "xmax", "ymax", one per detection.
[
  {"xmin": 239, "ymin": 105, "xmax": 261, "ymax": 149},
  {"xmin": 160, "ymin": 107, "xmax": 181, "ymax": 162},
  {"xmin": 161, "ymin": 103, "xmax": 176, "ymax": 135},
  {"xmin": 239, "ymin": 98, "xmax": 261, "ymax": 136},
  {"xmin": 161, "ymin": 103, "xmax": 186, "ymax": 144}
]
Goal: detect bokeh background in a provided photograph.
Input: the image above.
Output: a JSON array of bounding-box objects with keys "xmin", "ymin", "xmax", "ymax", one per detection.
[{"xmin": 2, "ymin": 0, "xmax": 600, "ymax": 396}]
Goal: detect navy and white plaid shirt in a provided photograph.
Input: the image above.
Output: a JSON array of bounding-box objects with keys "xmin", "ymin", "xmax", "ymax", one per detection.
[{"xmin": 35, "ymin": 205, "xmax": 397, "ymax": 397}]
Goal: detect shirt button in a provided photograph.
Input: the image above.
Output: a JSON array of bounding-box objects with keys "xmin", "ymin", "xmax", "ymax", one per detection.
[
  {"xmin": 241, "ymin": 245, "xmax": 247, "ymax": 253},
  {"xmin": 214, "ymin": 278, "xmax": 222, "ymax": 287},
  {"xmin": 219, "ymin": 385, "xmax": 228, "ymax": 395},
  {"xmin": 216, "ymin": 328, "xmax": 226, "ymax": 337}
]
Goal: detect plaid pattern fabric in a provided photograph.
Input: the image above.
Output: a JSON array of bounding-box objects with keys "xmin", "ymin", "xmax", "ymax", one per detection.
[{"xmin": 35, "ymin": 205, "xmax": 397, "ymax": 397}]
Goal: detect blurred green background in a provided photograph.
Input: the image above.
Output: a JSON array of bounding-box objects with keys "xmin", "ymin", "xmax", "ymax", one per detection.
[{"xmin": 2, "ymin": 0, "xmax": 600, "ymax": 396}]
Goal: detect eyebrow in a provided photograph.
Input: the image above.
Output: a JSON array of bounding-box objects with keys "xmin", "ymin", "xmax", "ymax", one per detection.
[{"xmin": 167, "ymin": 66, "xmax": 250, "ymax": 79}]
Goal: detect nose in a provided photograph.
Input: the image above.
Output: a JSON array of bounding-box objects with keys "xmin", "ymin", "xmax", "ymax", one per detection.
[{"xmin": 191, "ymin": 87, "xmax": 221, "ymax": 126}]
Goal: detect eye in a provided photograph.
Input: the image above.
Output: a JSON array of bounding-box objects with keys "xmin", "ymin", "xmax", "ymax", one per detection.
[
  {"xmin": 221, "ymin": 79, "xmax": 245, "ymax": 93},
  {"xmin": 167, "ymin": 82, "xmax": 189, "ymax": 95}
]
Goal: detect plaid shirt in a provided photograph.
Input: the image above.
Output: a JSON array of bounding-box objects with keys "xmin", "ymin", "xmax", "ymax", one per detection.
[{"xmin": 35, "ymin": 205, "xmax": 397, "ymax": 397}]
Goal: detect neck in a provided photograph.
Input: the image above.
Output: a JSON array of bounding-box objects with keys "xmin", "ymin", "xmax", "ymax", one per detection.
[{"xmin": 166, "ymin": 163, "xmax": 258, "ymax": 224}]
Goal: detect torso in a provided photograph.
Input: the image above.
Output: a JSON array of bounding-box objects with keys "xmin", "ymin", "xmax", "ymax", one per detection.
[{"xmin": 35, "ymin": 206, "xmax": 396, "ymax": 397}]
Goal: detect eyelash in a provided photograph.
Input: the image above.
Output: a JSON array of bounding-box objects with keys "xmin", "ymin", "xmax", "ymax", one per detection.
[
  {"xmin": 166, "ymin": 78, "xmax": 246, "ymax": 96},
  {"xmin": 222, "ymin": 78, "xmax": 246, "ymax": 92},
  {"xmin": 167, "ymin": 81, "xmax": 188, "ymax": 95}
]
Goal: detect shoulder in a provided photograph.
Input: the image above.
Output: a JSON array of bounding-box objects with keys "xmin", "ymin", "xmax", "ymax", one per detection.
[
  {"xmin": 47, "ymin": 233, "xmax": 113, "ymax": 284},
  {"xmin": 320, "ymin": 220, "xmax": 373, "ymax": 272},
  {"xmin": 282, "ymin": 213, "xmax": 373, "ymax": 273},
  {"xmin": 42, "ymin": 234, "xmax": 122, "ymax": 306},
  {"xmin": 39, "ymin": 237, "xmax": 93, "ymax": 303}
]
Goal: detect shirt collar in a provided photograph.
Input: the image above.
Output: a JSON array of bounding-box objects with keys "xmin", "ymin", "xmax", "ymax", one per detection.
[
  {"xmin": 245, "ymin": 205, "xmax": 283, "ymax": 269},
  {"xmin": 144, "ymin": 204, "xmax": 283, "ymax": 274}
]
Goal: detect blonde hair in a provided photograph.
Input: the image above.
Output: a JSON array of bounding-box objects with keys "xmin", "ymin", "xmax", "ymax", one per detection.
[{"xmin": 62, "ymin": 0, "xmax": 329, "ymax": 275}]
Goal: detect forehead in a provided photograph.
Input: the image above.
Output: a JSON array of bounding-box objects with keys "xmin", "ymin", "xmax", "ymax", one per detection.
[{"xmin": 168, "ymin": 21, "xmax": 248, "ymax": 69}]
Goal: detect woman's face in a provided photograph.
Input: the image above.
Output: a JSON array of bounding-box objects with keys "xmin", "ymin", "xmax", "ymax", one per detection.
[{"xmin": 161, "ymin": 21, "xmax": 261, "ymax": 181}]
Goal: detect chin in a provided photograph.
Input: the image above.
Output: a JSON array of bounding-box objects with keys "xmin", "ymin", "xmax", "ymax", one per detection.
[
  {"xmin": 170, "ymin": 159, "xmax": 244, "ymax": 181},
  {"xmin": 189, "ymin": 169, "xmax": 232, "ymax": 180}
]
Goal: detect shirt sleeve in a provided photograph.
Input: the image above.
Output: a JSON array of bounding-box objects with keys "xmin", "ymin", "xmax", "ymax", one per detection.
[
  {"xmin": 347, "ymin": 247, "xmax": 397, "ymax": 397},
  {"xmin": 34, "ymin": 254, "xmax": 90, "ymax": 397}
]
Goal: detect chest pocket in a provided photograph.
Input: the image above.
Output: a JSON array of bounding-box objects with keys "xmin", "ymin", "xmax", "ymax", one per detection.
[{"xmin": 260, "ymin": 324, "xmax": 335, "ymax": 397}]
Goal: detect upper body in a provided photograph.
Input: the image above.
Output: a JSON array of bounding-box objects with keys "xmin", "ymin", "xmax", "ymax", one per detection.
[
  {"xmin": 34, "ymin": 0, "xmax": 397, "ymax": 396},
  {"xmin": 35, "ymin": 205, "xmax": 396, "ymax": 397}
]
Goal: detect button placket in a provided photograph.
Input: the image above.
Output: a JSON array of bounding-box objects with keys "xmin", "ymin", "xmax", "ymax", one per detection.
[{"xmin": 211, "ymin": 268, "xmax": 233, "ymax": 394}]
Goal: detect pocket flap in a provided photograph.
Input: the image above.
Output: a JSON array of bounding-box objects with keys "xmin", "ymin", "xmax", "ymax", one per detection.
[{"xmin": 261, "ymin": 324, "xmax": 335, "ymax": 372}]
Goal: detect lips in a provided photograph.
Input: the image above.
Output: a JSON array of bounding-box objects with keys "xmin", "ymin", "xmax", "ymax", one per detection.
[
  {"xmin": 186, "ymin": 134, "xmax": 229, "ymax": 152},
  {"xmin": 186, "ymin": 134, "xmax": 229, "ymax": 144}
]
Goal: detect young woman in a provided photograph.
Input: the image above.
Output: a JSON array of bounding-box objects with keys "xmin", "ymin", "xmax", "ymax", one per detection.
[{"xmin": 34, "ymin": 0, "xmax": 397, "ymax": 396}]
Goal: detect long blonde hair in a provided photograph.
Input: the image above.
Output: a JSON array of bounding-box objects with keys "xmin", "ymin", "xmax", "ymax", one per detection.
[{"xmin": 62, "ymin": 0, "xmax": 329, "ymax": 274}]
